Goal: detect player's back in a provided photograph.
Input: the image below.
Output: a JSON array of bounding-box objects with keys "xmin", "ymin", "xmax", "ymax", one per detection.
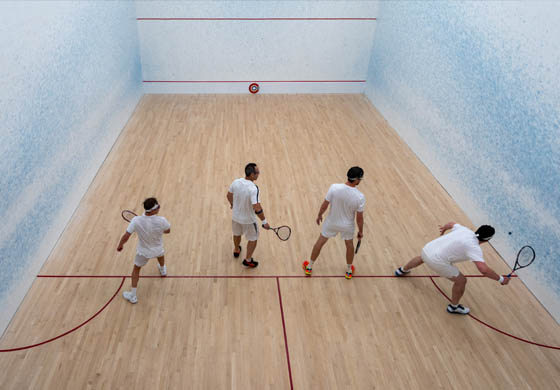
[
  {"xmin": 230, "ymin": 178, "xmax": 258, "ymax": 224},
  {"xmin": 423, "ymin": 224, "xmax": 482, "ymax": 264},
  {"xmin": 325, "ymin": 183, "xmax": 365, "ymax": 228}
]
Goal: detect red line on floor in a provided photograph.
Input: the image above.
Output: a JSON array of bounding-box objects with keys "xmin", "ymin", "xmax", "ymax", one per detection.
[
  {"xmin": 37, "ymin": 274, "xmax": 511, "ymax": 279},
  {"xmin": 137, "ymin": 17, "xmax": 376, "ymax": 21},
  {"xmin": 276, "ymin": 277, "xmax": 294, "ymax": 390},
  {"xmin": 0, "ymin": 277, "xmax": 125, "ymax": 353},
  {"xmin": 429, "ymin": 277, "xmax": 560, "ymax": 350}
]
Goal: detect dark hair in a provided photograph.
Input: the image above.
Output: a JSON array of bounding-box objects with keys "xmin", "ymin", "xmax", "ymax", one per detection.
[
  {"xmin": 347, "ymin": 166, "xmax": 364, "ymax": 182},
  {"xmin": 475, "ymin": 225, "xmax": 495, "ymax": 241},
  {"xmin": 245, "ymin": 163, "xmax": 258, "ymax": 177},
  {"xmin": 143, "ymin": 197, "xmax": 159, "ymax": 211}
]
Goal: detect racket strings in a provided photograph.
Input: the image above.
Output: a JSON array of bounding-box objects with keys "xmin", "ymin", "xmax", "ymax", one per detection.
[
  {"xmin": 517, "ymin": 247, "xmax": 535, "ymax": 267},
  {"xmin": 276, "ymin": 226, "xmax": 291, "ymax": 241},
  {"xmin": 122, "ymin": 210, "xmax": 137, "ymax": 222}
]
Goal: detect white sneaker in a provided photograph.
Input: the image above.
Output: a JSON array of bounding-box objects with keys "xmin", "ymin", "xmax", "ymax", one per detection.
[
  {"xmin": 447, "ymin": 304, "xmax": 469, "ymax": 314},
  {"xmin": 157, "ymin": 264, "xmax": 167, "ymax": 276},
  {"xmin": 394, "ymin": 267, "xmax": 410, "ymax": 277},
  {"xmin": 123, "ymin": 291, "xmax": 138, "ymax": 304}
]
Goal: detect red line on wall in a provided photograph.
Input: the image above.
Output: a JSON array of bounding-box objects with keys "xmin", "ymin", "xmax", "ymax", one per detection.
[
  {"xmin": 0, "ymin": 277, "xmax": 125, "ymax": 353},
  {"xmin": 137, "ymin": 17, "xmax": 376, "ymax": 21},
  {"xmin": 143, "ymin": 80, "xmax": 366, "ymax": 83},
  {"xmin": 429, "ymin": 277, "xmax": 560, "ymax": 350}
]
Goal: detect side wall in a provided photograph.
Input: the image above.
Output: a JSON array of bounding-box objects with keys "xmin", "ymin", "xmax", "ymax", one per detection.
[
  {"xmin": 0, "ymin": 2, "xmax": 143, "ymax": 334},
  {"xmin": 136, "ymin": 1, "xmax": 379, "ymax": 93},
  {"xmin": 365, "ymin": 2, "xmax": 560, "ymax": 321}
]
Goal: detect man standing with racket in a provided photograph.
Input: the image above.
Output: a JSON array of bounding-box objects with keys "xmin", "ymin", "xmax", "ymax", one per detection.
[
  {"xmin": 303, "ymin": 166, "xmax": 365, "ymax": 279},
  {"xmin": 117, "ymin": 197, "xmax": 171, "ymax": 304},
  {"xmin": 394, "ymin": 222, "xmax": 510, "ymax": 314},
  {"xmin": 227, "ymin": 163, "xmax": 270, "ymax": 268}
]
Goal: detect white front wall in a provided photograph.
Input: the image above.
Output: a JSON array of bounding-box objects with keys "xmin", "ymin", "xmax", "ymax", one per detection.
[{"xmin": 136, "ymin": 1, "xmax": 379, "ymax": 93}]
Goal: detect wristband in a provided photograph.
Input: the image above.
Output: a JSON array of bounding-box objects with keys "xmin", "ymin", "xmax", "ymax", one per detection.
[
  {"xmin": 498, "ymin": 276, "xmax": 504, "ymax": 284},
  {"xmin": 262, "ymin": 218, "xmax": 268, "ymax": 225}
]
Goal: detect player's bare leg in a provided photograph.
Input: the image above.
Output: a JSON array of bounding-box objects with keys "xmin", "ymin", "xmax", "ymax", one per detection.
[
  {"xmin": 311, "ymin": 235, "xmax": 329, "ymax": 261},
  {"xmin": 131, "ymin": 264, "xmax": 141, "ymax": 288},
  {"xmin": 157, "ymin": 255, "xmax": 167, "ymax": 276},
  {"xmin": 233, "ymin": 235, "xmax": 242, "ymax": 257},
  {"xmin": 446, "ymin": 273, "xmax": 470, "ymax": 314},
  {"xmin": 303, "ymin": 235, "xmax": 329, "ymax": 275},
  {"xmin": 395, "ymin": 255, "xmax": 422, "ymax": 276},
  {"xmin": 344, "ymin": 239, "xmax": 355, "ymax": 279}
]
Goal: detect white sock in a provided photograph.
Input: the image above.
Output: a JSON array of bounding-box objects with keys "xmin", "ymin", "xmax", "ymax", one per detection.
[
  {"xmin": 401, "ymin": 267, "xmax": 408, "ymax": 272},
  {"xmin": 131, "ymin": 287, "xmax": 137, "ymax": 296},
  {"xmin": 450, "ymin": 303, "xmax": 458, "ymax": 308},
  {"xmin": 307, "ymin": 260, "xmax": 315, "ymax": 269},
  {"xmin": 347, "ymin": 264, "xmax": 353, "ymax": 273}
]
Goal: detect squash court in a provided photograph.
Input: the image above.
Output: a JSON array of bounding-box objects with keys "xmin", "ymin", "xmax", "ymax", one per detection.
[{"xmin": 0, "ymin": 94, "xmax": 559, "ymax": 389}]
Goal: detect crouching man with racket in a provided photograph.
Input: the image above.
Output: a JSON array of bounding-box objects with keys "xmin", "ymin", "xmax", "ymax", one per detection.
[
  {"xmin": 303, "ymin": 167, "xmax": 365, "ymax": 279},
  {"xmin": 227, "ymin": 163, "xmax": 270, "ymax": 268},
  {"xmin": 394, "ymin": 222, "xmax": 510, "ymax": 314},
  {"xmin": 117, "ymin": 197, "xmax": 171, "ymax": 304}
]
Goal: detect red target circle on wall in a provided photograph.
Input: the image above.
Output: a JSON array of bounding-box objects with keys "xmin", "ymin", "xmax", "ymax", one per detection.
[{"xmin": 249, "ymin": 83, "xmax": 260, "ymax": 94}]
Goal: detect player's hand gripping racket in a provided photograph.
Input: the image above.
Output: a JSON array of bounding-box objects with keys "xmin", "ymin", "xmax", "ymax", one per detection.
[
  {"xmin": 264, "ymin": 224, "xmax": 291, "ymax": 241},
  {"xmin": 121, "ymin": 210, "xmax": 137, "ymax": 222},
  {"xmin": 507, "ymin": 245, "xmax": 535, "ymax": 277}
]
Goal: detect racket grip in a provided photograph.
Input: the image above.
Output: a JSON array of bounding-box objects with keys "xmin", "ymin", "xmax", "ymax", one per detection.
[{"xmin": 506, "ymin": 273, "xmax": 512, "ymax": 278}]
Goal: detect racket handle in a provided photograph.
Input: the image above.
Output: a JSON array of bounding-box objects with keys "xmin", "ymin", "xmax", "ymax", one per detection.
[{"xmin": 506, "ymin": 272, "xmax": 512, "ymax": 278}]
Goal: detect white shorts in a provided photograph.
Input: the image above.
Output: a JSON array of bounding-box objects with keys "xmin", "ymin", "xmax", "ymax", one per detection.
[
  {"xmin": 421, "ymin": 249, "xmax": 460, "ymax": 278},
  {"xmin": 321, "ymin": 221, "xmax": 354, "ymax": 240},
  {"xmin": 134, "ymin": 252, "xmax": 164, "ymax": 267},
  {"xmin": 232, "ymin": 220, "xmax": 259, "ymax": 241}
]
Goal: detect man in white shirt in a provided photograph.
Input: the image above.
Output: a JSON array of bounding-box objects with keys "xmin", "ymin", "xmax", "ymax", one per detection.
[
  {"xmin": 117, "ymin": 197, "xmax": 171, "ymax": 304},
  {"xmin": 394, "ymin": 222, "xmax": 510, "ymax": 314},
  {"xmin": 303, "ymin": 167, "xmax": 365, "ymax": 279},
  {"xmin": 227, "ymin": 163, "xmax": 270, "ymax": 268}
]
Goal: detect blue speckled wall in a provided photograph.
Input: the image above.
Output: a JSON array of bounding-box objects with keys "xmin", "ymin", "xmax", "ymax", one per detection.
[
  {"xmin": 365, "ymin": 2, "xmax": 560, "ymax": 321},
  {"xmin": 0, "ymin": 2, "xmax": 142, "ymax": 333}
]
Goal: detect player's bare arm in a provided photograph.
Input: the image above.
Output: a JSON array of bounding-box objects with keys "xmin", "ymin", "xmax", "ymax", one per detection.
[
  {"xmin": 439, "ymin": 221, "xmax": 456, "ymax": 235},
  {"xmin": 475, "ymin": 261, "xmax": 510, "ymax": 285},
  {"xmin": 117, "ymin": 231, "xmax": 131, "ymax": 251},
  {"xmin": 316, "ymin": 200, "xmax": 329, "ymax": 225},
  {"xmin": 227, "ymin": 191, "xmax": 233, "ymax": 208},
  {"xmin": 356, "ymin": 211, "xmax": 364, "ymax": 239},
  {"xmin": 253, "ymin": 202, "xmax": 270, "ymax": 229}
]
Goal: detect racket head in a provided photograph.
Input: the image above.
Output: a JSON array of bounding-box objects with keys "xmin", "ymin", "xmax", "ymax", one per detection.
[
  {"xmin": 274, "ymin": 226, "xmax": 291, "ymax": 241},
  {"xmin": 355, "ymin": 240, "xmax": 361, "ymax": 254},
  {"xmin": 121, "ymin": 210, "xmax": 137, "ymax": 222},
  {"xmin": 514, "ymin": 245, "xmax": 535, "ymax": 270}
]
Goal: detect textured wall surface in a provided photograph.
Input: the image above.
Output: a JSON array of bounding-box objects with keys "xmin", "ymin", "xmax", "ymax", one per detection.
[
  {"xmin": 136, "ymin": 1, "xmax": 379, "ymax": 93},
  {"xmin": 0, "ymin": 2, "xmax": 142, "ymax": 334},
  {"xmin": 365, "ymin": 2, "xmax": 560, "ymax": 321}
]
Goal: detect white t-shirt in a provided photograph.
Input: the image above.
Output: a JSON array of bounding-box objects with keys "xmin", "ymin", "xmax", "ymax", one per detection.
[
  {"xmin": 324, "ymin": 183, "xmax": 365, "ymax": 229},
  {"xmin": 422, "ymin": 224, "xmax": 485, "ymax": 265},
  {"xmin": 229, "ymin": 178, "xmax": 259, "ymax": 224},
  {"xmin": 126, "ymin": 214, "xmax": 171, "ymax": 258}
]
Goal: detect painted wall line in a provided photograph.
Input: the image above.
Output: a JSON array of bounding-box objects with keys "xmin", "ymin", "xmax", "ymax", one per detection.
[
  {"xmin": 143, "ymin": 80, "xmax": 366, "ymax": 83},
  {"xmin": 137, "ymin": 17, "xmax": 376, "ymax": 21}
]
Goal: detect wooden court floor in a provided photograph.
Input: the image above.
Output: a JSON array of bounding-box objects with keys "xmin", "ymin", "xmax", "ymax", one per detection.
[{"xmin": 1, "ymin": 94, "xmax": 559, "ymax": 389}]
